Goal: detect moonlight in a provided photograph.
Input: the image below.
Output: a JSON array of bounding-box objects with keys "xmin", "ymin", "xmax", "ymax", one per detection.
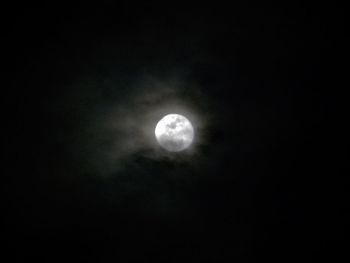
[{"xmin": 155, "ymin": 114, "xmax": 194, "ymax": 152}]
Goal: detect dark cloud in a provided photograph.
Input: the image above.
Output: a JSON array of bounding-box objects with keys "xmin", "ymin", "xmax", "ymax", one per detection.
[{"xmin": 48, "ymin": 72, "xmax": 215, "ymax": 177}]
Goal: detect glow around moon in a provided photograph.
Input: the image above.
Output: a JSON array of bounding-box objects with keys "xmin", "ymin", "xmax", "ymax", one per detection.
[{"xmin": 155, "ymin": 114, "xmax": 194, "ymax": 152}]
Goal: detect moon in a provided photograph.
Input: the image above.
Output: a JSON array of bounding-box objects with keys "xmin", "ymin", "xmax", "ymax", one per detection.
[{"xmin": 155, "ymin": 114, "xmax": 194, "ymax": 152}]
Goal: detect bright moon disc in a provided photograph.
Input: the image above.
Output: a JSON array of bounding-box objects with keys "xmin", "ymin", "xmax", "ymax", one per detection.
[{"xmin": 155, "ymin": 114, "xmax": 194, "ymax": 152}]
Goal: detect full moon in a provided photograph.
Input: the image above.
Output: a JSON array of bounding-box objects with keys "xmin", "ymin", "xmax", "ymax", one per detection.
[{"xmin": 155, "ymin": 114, "xmax": 194, "ymax": 152}]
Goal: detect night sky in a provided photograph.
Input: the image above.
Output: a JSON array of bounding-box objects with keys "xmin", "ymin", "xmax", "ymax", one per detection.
[{"xmin": 4, "ymin": 2, "xmax": 345, "ymax": 262}]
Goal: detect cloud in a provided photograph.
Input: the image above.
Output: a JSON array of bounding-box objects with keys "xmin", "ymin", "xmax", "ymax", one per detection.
[{"xmin": 60, "ymin": 72, "xmax": 214, "ymax": 177}]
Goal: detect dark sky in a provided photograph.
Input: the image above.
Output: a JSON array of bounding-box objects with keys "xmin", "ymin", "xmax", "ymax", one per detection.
[{"xmin": 4, "ymin": 2, "xmax": 345, "ymax": 262}]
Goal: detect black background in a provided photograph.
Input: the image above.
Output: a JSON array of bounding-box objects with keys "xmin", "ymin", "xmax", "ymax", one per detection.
[{"xmin": 4, "ymin": 2, "xmax": 346, "ymax": 262}]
